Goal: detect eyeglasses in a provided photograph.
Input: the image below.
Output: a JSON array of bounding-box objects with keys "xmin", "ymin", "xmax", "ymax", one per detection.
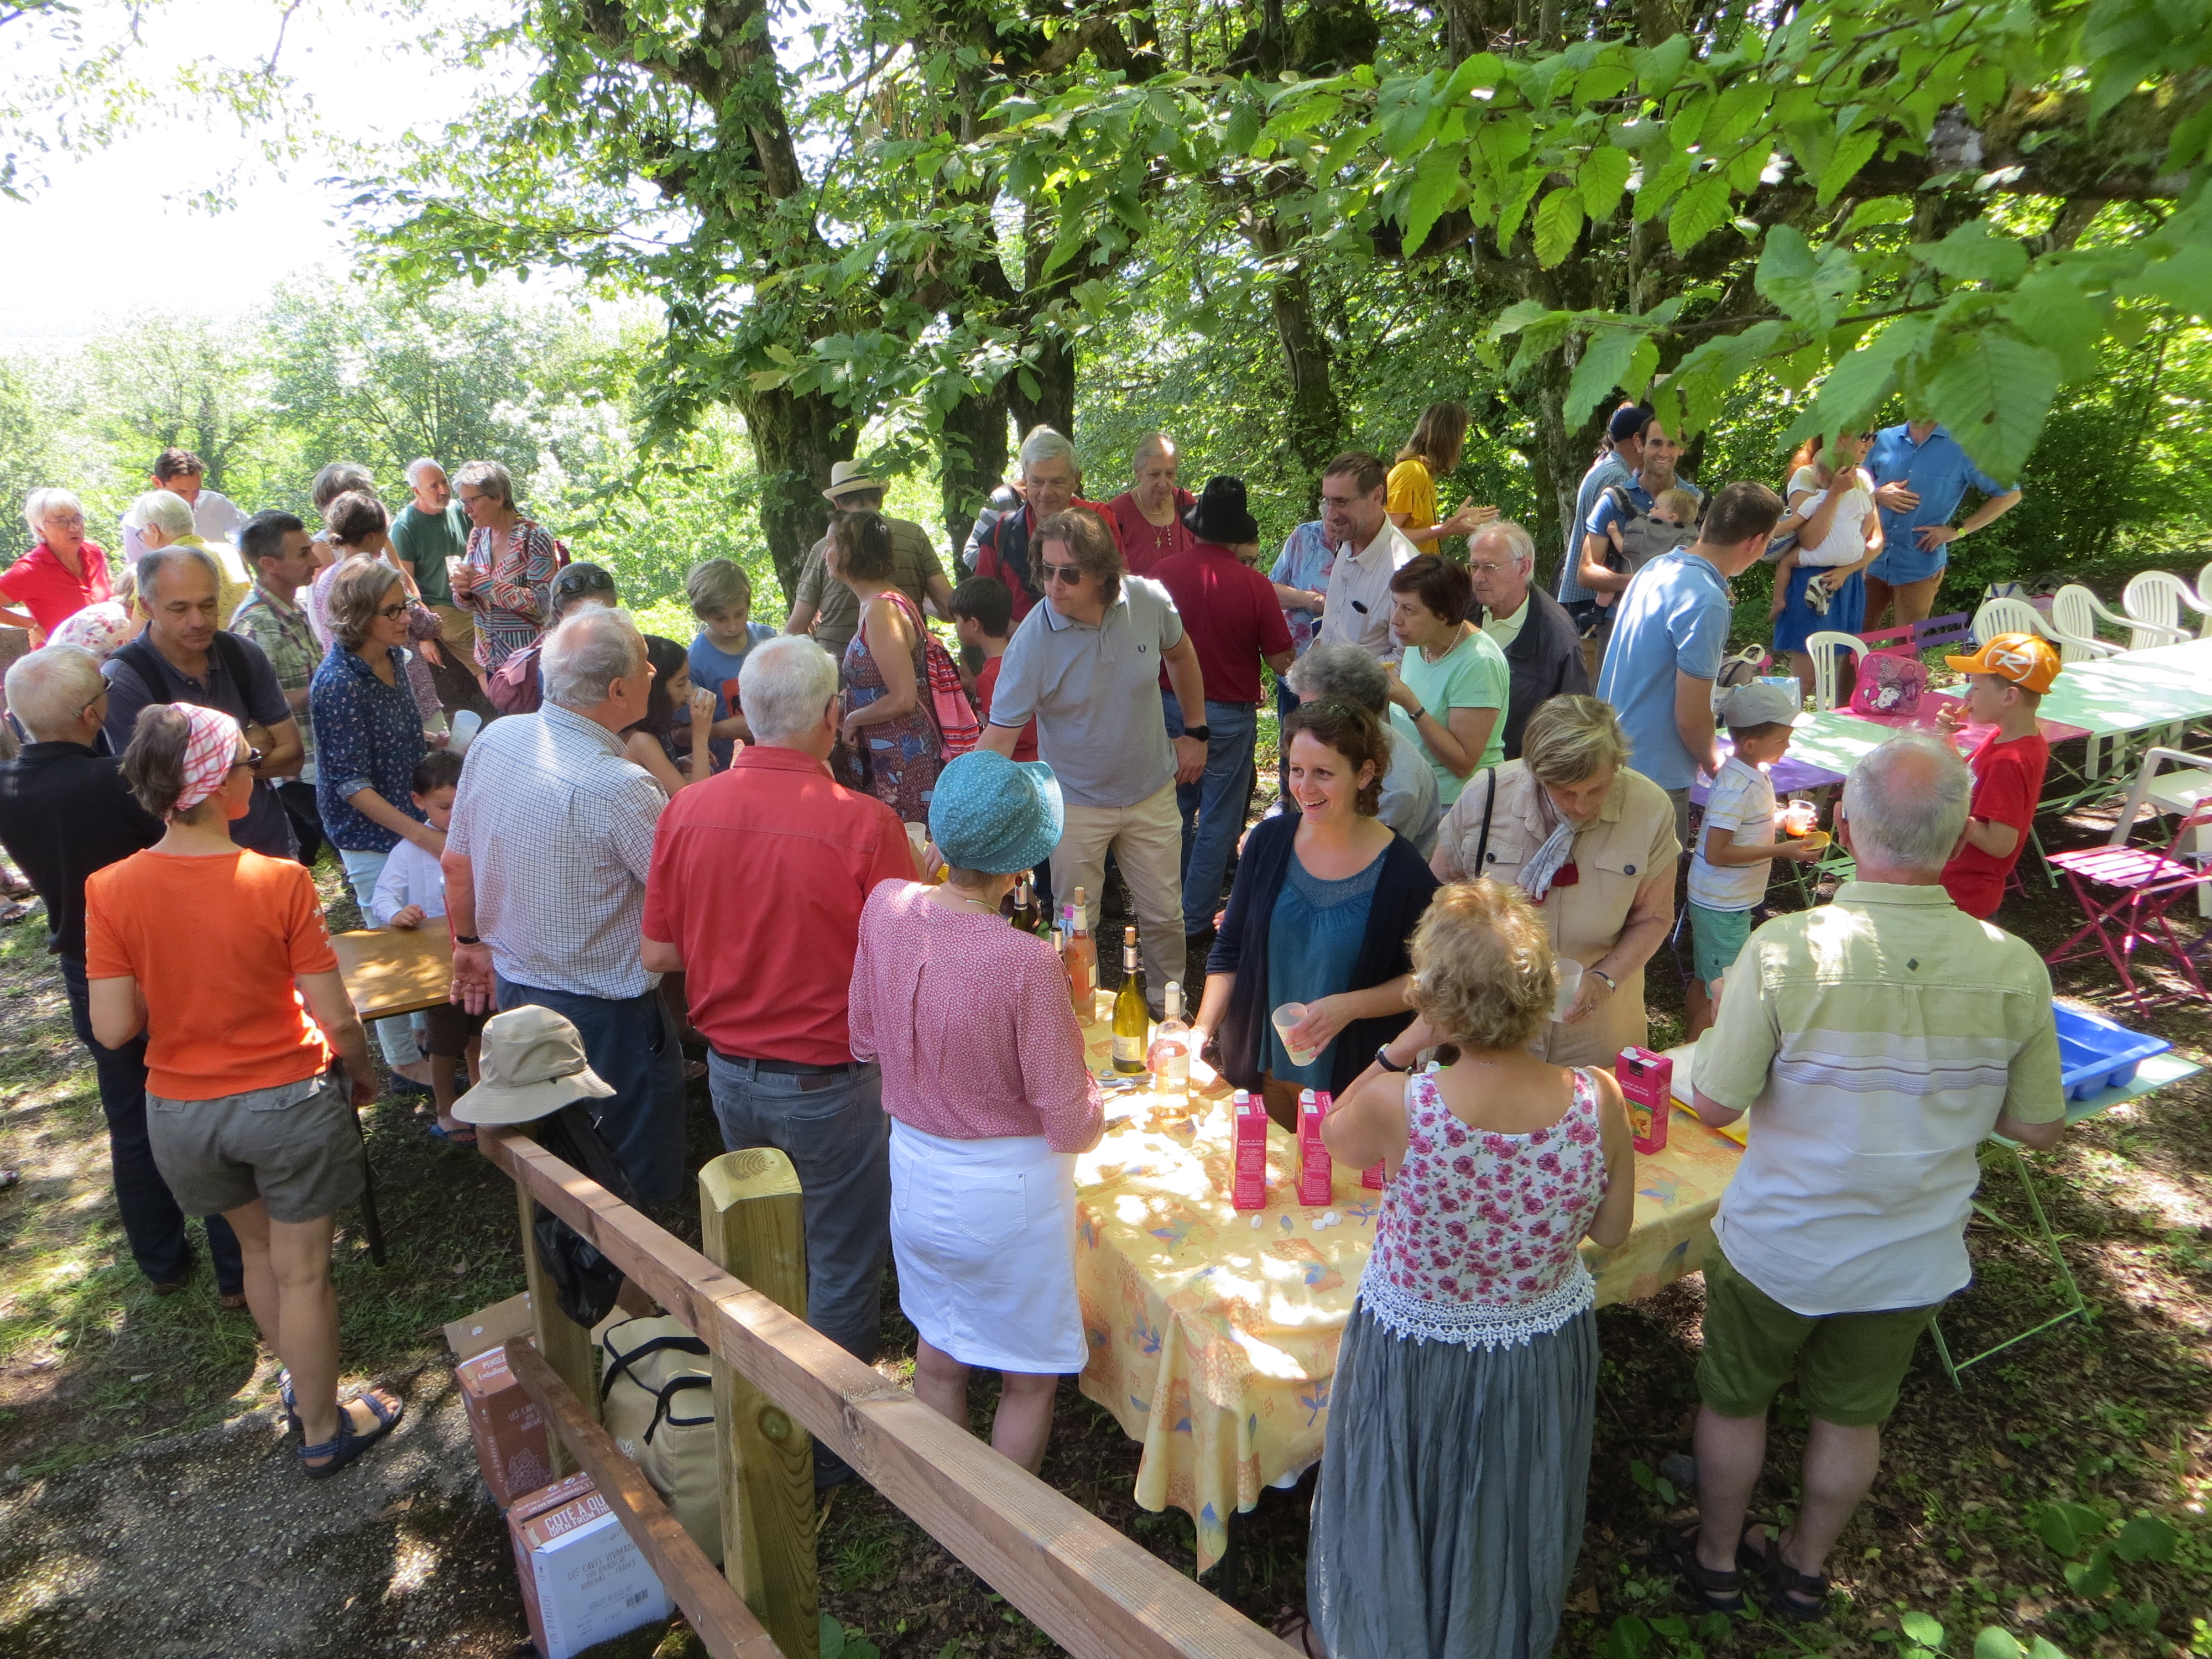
[
  {"xmin": 1039, "ymin": 562, "xmax": 1085, "ymax": 586},
  {"xmin": 1467, "ymin": 560, "xmax": 1515, "ymax": 576},
  {"xmin": 230, "ymin": 747, "xmax": 265, "ymax": 774},
  {"xmin": 377, "ymin": 601, "xmax": 411, "ymax": 620}
]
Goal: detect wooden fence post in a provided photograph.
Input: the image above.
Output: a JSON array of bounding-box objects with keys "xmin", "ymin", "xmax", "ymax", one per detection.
[
  {"xmin": 517, "ymin": 1175, "xmax": 597, "ymax": 1477},
  {"xmin": 699, "ymin": 1150, "xmax": 819, "ymax": 1659}
]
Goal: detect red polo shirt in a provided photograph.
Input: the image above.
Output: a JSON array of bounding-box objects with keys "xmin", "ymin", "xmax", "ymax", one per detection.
[
  {"xmin": 1105, "ymin": 488, "xmax": 1195, "ymax": 577},
  {"xmin": 0, "ymin": 541, "xmax": 113, "ymax": 640},
  {"xmin": 641, "ymin": 745, "xmax": 914, "ymax": 1064},
  {"xmin": 1150, "ymin": 540, "xmax": 1293, "ymax": 706}
]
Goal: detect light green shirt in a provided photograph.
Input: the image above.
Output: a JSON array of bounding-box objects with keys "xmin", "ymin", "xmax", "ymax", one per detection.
[
  {"xmin": 1698, "ymin": 880, "xmax": 2064, "ymax": 1316},
  {"xmin": 1478, "ymin": 593, "xmax": 1528, "ymax": 653},
  {"xmin": 1390, "ymin": 625, "xmax": 1509, "ymax": 807}
]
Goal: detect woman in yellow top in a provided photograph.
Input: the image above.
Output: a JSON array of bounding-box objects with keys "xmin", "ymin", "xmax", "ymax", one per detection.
[{"xmin": 1386, "ymin": 401, "xmax": 1500, "ymax": 554}]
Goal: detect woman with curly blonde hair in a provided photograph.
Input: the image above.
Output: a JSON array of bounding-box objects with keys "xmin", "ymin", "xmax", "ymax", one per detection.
[{"xmin": 1296, "ymin": 878, "xmax": 1634, "ymax": 1659}]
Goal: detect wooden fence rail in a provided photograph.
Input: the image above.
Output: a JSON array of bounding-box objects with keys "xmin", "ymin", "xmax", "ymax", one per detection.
[{"xmin": 482, "ymin": 1126, "xmax": 1297, "ymax": 1659}]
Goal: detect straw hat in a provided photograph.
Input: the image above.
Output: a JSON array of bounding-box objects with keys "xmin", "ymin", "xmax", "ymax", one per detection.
[
  {"xmin": 452, "ymin": 1006, "xmax": 617, "ymax": 1126},
  {"xmin": 822, "ymin": 461, "xmax": 884, "ymax": 503}
]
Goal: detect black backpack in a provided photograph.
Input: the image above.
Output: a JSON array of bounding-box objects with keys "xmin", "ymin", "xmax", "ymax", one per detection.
[
  {"xmin": 530, "ymin": 1101, "xmax": 640, "ymax": 1328},
  {"xmin": 110, "ymin": 631, "xmax": 258, "ymax": 714}
]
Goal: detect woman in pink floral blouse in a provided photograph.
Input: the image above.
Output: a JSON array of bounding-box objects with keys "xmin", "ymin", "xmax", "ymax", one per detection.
[{"xmin": 1297, "ymin": 878, "xmax": 1635, "ymax": 1659}]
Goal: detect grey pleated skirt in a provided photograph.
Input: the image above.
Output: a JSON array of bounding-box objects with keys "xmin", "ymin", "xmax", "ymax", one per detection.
[{"xmin": 1307, "ymin": 1300, "xmax": 1599, "ymax": 1659}]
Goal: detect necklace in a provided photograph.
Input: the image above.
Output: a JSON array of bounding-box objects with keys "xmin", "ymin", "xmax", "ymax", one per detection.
[
  {"xmin": 939, "ymin": 890, "xmax": 1001, "ymax": 915},
  {"xmin": 1422, "ymin": 624, "xmax": 1467, "ymax": 664}
]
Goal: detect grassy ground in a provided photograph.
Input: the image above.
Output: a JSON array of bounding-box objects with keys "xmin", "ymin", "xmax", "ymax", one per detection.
[{"xmin": 1, "ymin": 739, "xmax": 2208, "ymax": 1657}]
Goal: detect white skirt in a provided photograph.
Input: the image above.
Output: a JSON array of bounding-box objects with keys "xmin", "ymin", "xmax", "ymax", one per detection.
[{"xmin": 889, "ymin": 1119, "xmax": 1086, "ymax": 1374}]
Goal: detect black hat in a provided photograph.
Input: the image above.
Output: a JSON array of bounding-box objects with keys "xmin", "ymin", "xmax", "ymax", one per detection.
[{"xmin": 1182, "ymin": 476, "xmax": 1259, "ymax": 546}]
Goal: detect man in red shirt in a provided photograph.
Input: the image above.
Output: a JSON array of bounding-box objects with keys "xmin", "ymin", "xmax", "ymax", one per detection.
[
  {"xmin": 1103, "ymin": 432, "xmax": 1196, "ymax": 577},
  {"xmin": 1152, "ymin": 477, "xmax": 1295, "ymax": 937},
  {"xmin": 971, "ymin": 425, "xmax": 1119, "ymax": 624},
  {"xmin": 1937, "ymin": 632, "xmax": 2059, "ymax": 919},
  {"xmin": 641, "ymin": 634, "xmax": 914, "ymax": 1488}
]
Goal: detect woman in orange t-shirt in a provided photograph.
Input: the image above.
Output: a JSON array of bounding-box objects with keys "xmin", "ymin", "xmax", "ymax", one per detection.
[{"xmin": 86, "ymin": 703, "xmax": 404, "ymax": 1480}]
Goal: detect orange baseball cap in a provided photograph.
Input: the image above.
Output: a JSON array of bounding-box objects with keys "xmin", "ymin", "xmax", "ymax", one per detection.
[{"xmin": 1945, "ymin": 631, "xmax": 2060, "ymax": 695}]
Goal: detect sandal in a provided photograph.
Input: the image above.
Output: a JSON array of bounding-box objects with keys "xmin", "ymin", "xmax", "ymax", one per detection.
[
  {"xmin": 1739, "ymin": 1525, "xmax": 1831, "ymax": 1624},
  {"xmin": 298, "ymin": 1389, "xmax": 404, "ymax": 1480},
  {"xmin": 1662, "ymin": 1518, "xmax": 1746, "ymax": 1615},
  {"xmin": 1272, "ymin": 1610, "xmax": 1326, "ymax": 1659},
  {"xmin": 276, "ymin": 1370, "xmax": 300, "ymax": 1433},
  {"xmin": 425, "ymin": 1120, "xmax": 478, "ymax": 1146}
]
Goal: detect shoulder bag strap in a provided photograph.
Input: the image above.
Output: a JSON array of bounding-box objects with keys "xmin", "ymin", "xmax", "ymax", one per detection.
[{"xmin": 1472, "ymin": 766, "xmax": 1498, "ymax": 875}]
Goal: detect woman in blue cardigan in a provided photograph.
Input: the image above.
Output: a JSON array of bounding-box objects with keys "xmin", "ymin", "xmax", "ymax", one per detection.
[{"xmin": 1191, "ymin": 699, "xmax": 1439, "ymax": 1128}]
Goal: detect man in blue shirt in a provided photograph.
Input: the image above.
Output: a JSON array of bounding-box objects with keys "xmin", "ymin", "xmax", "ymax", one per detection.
[
  {"xmin": 1864, "ymin": 419, "xmax": 2023, "ymax": 629},
  {"xmin": 1558, "ymin": 403, "xmax": 1650, "ymax": 609},
  {"xmin": 1595, "ymin": 482, "xmax": 1787, "ymax": 844}
]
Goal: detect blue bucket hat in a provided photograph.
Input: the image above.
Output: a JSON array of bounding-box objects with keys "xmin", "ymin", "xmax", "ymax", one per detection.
[{"xmin": 928, "ymin": 751, "xmax": 1063, "ymax": 875}]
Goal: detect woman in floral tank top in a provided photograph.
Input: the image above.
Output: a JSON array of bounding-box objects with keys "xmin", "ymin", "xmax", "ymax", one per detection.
[{"xmin": 1296, "ymin": 878, "xmax": 1635, "ymax": 1659}]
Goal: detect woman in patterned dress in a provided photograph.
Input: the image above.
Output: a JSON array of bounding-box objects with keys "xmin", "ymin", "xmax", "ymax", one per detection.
[
  {"xmin": 829, "ymin": 509, "xmax": 942, "ymax": 822},
  {"xmin": 1298, "ymin": 878, "xmax": 1635, "ymax": 1659},
  {"xmin": 449, "ymin": 459, "xmax": 558, "ymax": 669}
]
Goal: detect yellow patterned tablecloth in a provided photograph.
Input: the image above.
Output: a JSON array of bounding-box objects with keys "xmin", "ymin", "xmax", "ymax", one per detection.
[{"xmin": 1069, "ymin": 1026, "xmax": 1745, "ymax": 1572}]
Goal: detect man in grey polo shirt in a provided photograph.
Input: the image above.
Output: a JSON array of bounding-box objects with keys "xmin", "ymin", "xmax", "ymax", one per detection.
[{"xmin": 980, "ymin": 508, "xmax": 1208, "ymax": 1009}]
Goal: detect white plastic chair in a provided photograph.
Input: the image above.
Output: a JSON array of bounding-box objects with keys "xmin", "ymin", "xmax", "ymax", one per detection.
[
  {"xmin": 1803, "ymin": 630, "xmax": 1867, "ymax": 712},
  {"xmin": 1971, "ymin": 596, "xmax": 2049, "ymax": 646},
  {"xmin": 2062, "ymin": 581, "xmax": 2186, "ymax": 653},
  {"xmin": 2043, "ymin": 586, "xmax": 2126, "ymax": 662},
  {"xmin": 2121, "ymin": 570, "xmax": 2210, "ymax": 648},
  {"xmin": 2197, "ymin": 560, "xmax": 2212, "ymax": 637}
]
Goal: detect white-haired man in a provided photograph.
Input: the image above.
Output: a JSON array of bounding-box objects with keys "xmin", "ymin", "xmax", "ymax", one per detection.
[
  {"xmin": 443, "ymin": 607, "xmax": 685, "ymax": 1206},
  {"xmin": 1465, "ymin": 519, "xmax": 1590, "ymax": 761},
  {"xmin": 972, "ymin": 425, "xmax": 1123, "ymax": 627},
  {"xmin": 389, "ymin": 457, "xmax": 482, "ymax": 706},
  {"xmin": 0, "ymin": 646, "xmax": 246, "ymax": 1301},
  {"xmin": 1103, "ymin": 431, "xmax": 1195, "ymax": 577},
  {"xmin": 1674, "ymin": 733, "xmax": 2064, "ymax": 1622},
  {"xmin": 643, "ymin": 635, "xmax": 913, "ymax": 1489},
  {"xmin": 784, "ymin": 461, "xmax": 953, "ymax": 660}
]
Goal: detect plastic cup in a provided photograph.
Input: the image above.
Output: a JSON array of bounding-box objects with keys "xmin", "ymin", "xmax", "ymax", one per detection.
[
  {"xmin": 1271, "ymin": 1002, "xmax": 1321, "ymax": 1067},
  {"xmin": 448, "ymin": 709, "xmax": 482, "ymax": 755},
  {"xmin": 1783, "ymin": 800, "xmax": 1817, "ymax": 836},
  {"xmin": 1552, "ymin": 958, "xmax": 1584, "ymax": 1023}
]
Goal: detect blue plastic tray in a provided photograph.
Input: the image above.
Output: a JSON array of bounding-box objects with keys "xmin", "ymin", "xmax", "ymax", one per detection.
[{"xmin": 2053, "ymin": 1004, "xmax": 2172, "ymax": 1102}]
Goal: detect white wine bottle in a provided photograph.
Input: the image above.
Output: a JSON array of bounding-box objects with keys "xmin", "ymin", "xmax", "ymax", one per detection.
[{"xmin": 1112, "ymin": 925, "xmax": 1149, "ymax": 1074}]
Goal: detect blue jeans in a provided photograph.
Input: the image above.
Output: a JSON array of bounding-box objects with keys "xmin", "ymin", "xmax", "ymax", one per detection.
[
  {"xmin": 338, "ymin": 846, "xmax": 425, "ymax": 1072},
  {"xmin": 1275, "ymin": 675, "xmax": 1301, "ymax": 797},
  {"xmin": 707, "ymin": 1052, "xmax": 891, "ymax": 1488},
  {"xmin": 61, "ymin": 954, "xmax": 243, "ymax": 1294},
  {"xmin": 1165, "ymin": 695, "xmax": 1260, "ymax": 935},
  {"xmin": 495, "ymin": 977, "xmax": 688, "ymax": 1208}
]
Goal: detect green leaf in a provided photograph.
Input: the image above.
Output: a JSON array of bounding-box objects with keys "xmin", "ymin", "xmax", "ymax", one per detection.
[
  {"xmin": 1808, "ymin": 312, "xmax": 1931, "ymax": 432},
  {"xmin": 1605, "ymin": 1614, "xmax": 1654, "ymax": 1659},
  {"xmin": 1916, "ymin": 220, "xmax": 2030, "ymax": 288},
  {"xmin": 1635, "ymin": 34, "xmax": 1693, "ymax": 97},
  {"xmin": 1579, "ymin": 145, "xmax": 1634, "ymax": 219},
  {"xmin": 1756, "ymin": 226, "xmax": 1820, "ymax": 321},
  {"xmin": 2119, "ymin": 244, "xmax": 2212, "ymax": 321},
  {"xmin": 1565, "ymin": 327, "xmax": 1641, "ymax": 423},
  {"xmin": 2033, "ymin": 1501, "xmax": 2107, "ymax": 1558},
  {"xmin": 1668, "ymin": 172, "xmax": 1733, "ymax": 258},
  {"xmin": 1495, "ymin": 168, "xmax": 1544, "ymax": 252},
  {"xmin": 1817, "ymin": 127, "xmax": 1883, "ymax": 206},
  {"xmin": 1402, "ymin": 147, "xmax": 1465, "ymax": 256},
  {"xmin": 821, "ymin": 1614, "xmax": 848, "ymax": 1659},
  {"xmin": 1971, "ymin": 1630, "xmax": 2025, "ymax": 1659},
  {"xmin": 2112, "ymin": 1515, "xmax": 2180, "ymax": 1564},
  {"xmin": 1901, "ymin": 1610, "xmax": 1947, "ymax": 1650},
  {"xmin": 1624, "ymin": 335, "xmax": 1660, "ymax": 397},
  {"xmin": 1489, "ymin": 299, "xmax": 1557, "ymax": 339},
  {"xmin": 1442, "ymin": 51, "xmax": 1507, "ymax": 104},
  {"xmin": 1534, "ymin": 187, "xmax": 1585, "ymax": 267},
  {"xmin": 1845, "ymin": 195, "xmax": 1914, "ymax": 236},
  {"xmin": 2062, "ymin": 1546, "xmax": 2116, "ymax": 1598},
  {"xmin": 2005, "ymin": 269, "xmax": 2108, "ymax": 380},
  {"xmin": 1224, "ymin": 101, "xmax": 1260, "ymax": 154},
  {"xmin": 1629, "ymin": 1458, "xmax": 1656, "ymax": 1492},
  {"xmin": 2023, "ymin": 1639, "xmax": 2070, "ymax": 1659}
]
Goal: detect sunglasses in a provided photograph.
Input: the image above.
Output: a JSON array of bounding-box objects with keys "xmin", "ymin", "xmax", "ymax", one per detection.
[
  {"xmin": 231, "ymin": 747, "xmax": 265, "ymax": 774},
  {"xmin": 1040, "ymin": 562, "xmax": 1086, "ymax": 585}
]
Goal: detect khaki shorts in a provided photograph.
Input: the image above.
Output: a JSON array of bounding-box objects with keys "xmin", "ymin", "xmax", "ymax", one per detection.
[
  {"xmin": 147, "ymin": 1071, "xmax": 364, "ymax": 1224},
  {"xmin": 1696, "ymin": 1248, "xmax": 1940, "ymax": 1427}
]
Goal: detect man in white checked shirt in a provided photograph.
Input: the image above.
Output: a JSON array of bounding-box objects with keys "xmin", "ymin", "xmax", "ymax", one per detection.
[
  {"xmin": 442, "ymin": 608, "xmax": 686, "ymax": 1205},
  {"xmin": 1313, "ymin": 450, "xmax": 1420, "ymax": 663}
]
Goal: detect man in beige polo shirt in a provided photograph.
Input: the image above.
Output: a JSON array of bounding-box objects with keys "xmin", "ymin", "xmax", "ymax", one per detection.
[{"xmin": 784, "ymin": 461, "xmax": 954, "ymax": 659}]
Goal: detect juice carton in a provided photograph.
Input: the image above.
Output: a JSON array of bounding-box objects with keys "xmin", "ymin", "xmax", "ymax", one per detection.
[
  {"xmin": 1296, "ymin": 1090, "xmax": 1333, "ymax": 1207},
  {"xmin": 1617, "ymin": 1046, "xmax": 1673, "ymax": 1155},
  {"xmin": 1362, "ymin": 1162, "xmax": 1386, "ymax": 1190},
  {"xmin": 1230, "ymin": 1092, "xmax": 1268, "ymax": 1211}
]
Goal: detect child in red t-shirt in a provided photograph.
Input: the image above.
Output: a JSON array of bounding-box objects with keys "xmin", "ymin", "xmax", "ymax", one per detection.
[{"xmin": 1938, "ymin": 632, "xmax": 2060, "ymax": 919}]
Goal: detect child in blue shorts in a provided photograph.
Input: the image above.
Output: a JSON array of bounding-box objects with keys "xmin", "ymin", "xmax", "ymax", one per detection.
[{"xmin": 1687, "ymin": 681, "xmax": 1822, "ymax": 1035}]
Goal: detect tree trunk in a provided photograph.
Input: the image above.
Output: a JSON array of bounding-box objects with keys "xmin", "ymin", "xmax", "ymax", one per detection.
[
  {"xmin": 738, "ymin": 384, "xmax": 857, "ymax": 603},
  {"xmin": 1518, "ymin": 347, "xmax": 1605, "ymax": 590},
  {"xmin": 938, "ymin": 379, "xmax": 1010, "ymax": 560}
]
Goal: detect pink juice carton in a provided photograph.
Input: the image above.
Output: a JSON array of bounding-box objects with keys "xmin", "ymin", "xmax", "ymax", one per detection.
[
  {"xmin": 1362, "ymin": 1163, "xmax": 1385, "ymax": 1190},
  {"xmin": 1296, "ymin": 1089, "xmax": 1333, "ymax": 1207},
  {"xmin": 1231, "ymin": 1091, "xmax": 1268, "ymax": 1211},
  {"xmin": 1617, "ymin": 1046, "xmax": 1673, "ymax": 1156}
]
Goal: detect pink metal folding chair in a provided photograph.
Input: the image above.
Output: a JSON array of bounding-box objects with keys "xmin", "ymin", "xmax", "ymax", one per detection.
[{"xmin": 2045, "ymin": 799, "xmax": 2212, "ymax": 1013}]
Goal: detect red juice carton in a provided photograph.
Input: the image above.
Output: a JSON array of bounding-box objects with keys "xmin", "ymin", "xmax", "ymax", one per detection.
[
  {"xmin": 1617, "ymin": 1046, "xmax": 1673, "ymax": 1155},
  {"xmin": 1296, "ymin": 1091, "xmax": 1332, "ymax": 1207},
  {"xmin": 1231, "ymin": 1093, "xmax": 1268, "ymax": 1211},
  {"xmin": 1362, "ymin": 1163, "xmax": 1385, "ymax": 1189}
]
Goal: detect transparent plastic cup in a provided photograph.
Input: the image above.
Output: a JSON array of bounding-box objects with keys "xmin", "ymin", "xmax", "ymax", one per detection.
[
  {"xmin": 1552, "ymin": 958, "xmax": 1584, "ymax": 1022},
  {"xmin": 448, "ymin": 709, "xmax": 482, "ymax": 755},
  {"xmin": 1271, "ymin": 1002, "xmax": 1321, "ymax": 1067}
]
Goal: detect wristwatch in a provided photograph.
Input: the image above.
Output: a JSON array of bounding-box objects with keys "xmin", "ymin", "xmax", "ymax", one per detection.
[
  {"xmin": 453, "ymin": 933, "xmax": 483, "ymax": 947},
  {"xmin": 1183, "ymin": 724, "xmax": 1211, "ymax": 743},
  {"xmin": 1375, "ymin": 1044, "xmax": 1411, "ymax": 1073},
  {"xmin": 1407, "ymin": 704, "xmax": 1428, "ymax": 724}
]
